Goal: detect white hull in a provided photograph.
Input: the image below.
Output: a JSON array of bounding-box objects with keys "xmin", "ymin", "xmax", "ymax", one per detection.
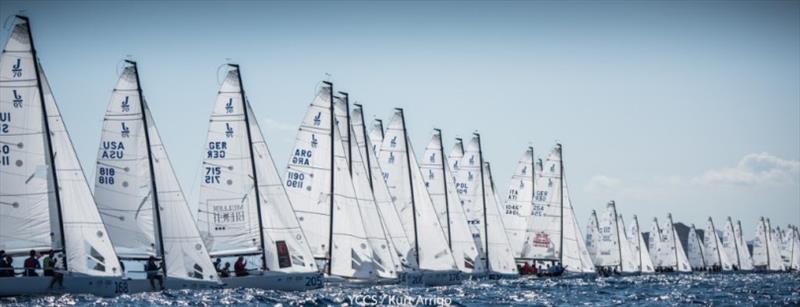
[
  {"xmin": 121, "ymin": 277, "xmax": 222, "ymax": 293},
  {"xmin": 0, "ymin": 275, "xmax": 125, "ymax": 297},
  {"xmin": 222, "ymin": 271, "xmax": 323, "ymax": 291},
  {"xmin": 400, "ymin": 270, "xmax": 462, "ymax": 286}
]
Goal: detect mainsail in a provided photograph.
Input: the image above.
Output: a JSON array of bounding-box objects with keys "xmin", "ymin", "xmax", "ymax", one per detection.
[
  {"xmin": 628, "ymin": 215, "xmax": 655, "ymax": 273},
  {"xmin": 0, "ymin": 15, "xmax": 121, "ymax": 276},
  {"xmin": 735, "ymin": 220, "xmax": 754, "ymax": 270},
  {"xmin": 704, "ymin": 217, "xmax": 732, "ymax": 270},
  {"xmin": 521, "ymin": 144, "xmax": 594, "ymax": 273},
  {"xmin": 721, "ymin": 217, "xmax": 743, "ymax": 269},
  {"xmin": 284, "ymin": 83, "xmax": 375, "ymax": 279},
  {"xmin": 592, "ymin": 201, "xmax": 636, "ymax": 272},
  {"xmin": 418, "ymin": 129, "xmax": 479, "ymax": 273},
  {"xmin": 501, "ymin": 147, "xmax": 535, "ymax": 260},
  {"xmin": 94, "ymin": 61, "xmax": 218, "ymax": 282},
  {"xmin": 333, "ymin": 95, "xmax": 398, "ymax": 279},
  {"xmin": 657, "ymin": 214, "xmax": 691, "ymax": 272},
  {"xmin": 483, "ymin": 162, "xmax": 520, "ymax": 275},
  {"xmin": 686, "ymin": 224, "xmax": 706, "ymax": 269},
  {"xmin": 378, "ymin": 109, "xmax": 458, "ymax": 272},
  {"xmin": 752, "ymin": 217, "xmax": 783, "ymax": 271},
  {"xmin": 196, "ymin": 65, "xmax": 316, "ymax": 273},
  {"xmin": 351, "ymin": 105, "xmax": 413, "ymax": 272},
  {"xmin": 585, "ymin": 211, "xmax": 600, "ymax": 264},
  {"xmin": 788, "ymin": 226, "xmax": 800, "ymax": 271}
]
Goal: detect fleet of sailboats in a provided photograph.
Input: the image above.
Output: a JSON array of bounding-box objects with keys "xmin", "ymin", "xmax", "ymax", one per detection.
[{"xmin": 1, "ymin": 15, "xmax": 798, "ymax": 297}]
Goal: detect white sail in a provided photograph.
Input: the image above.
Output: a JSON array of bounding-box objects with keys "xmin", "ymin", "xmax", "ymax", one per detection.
[
  {"xmin": 418, "ymin": 130, "xmax": 479, "ymax": 272},
  {"xmin": 735, "ymin": 220, "xmax": 754, "ymax": 270},
  {"xmin": 766, "ymin": 219, "xmax": 784, "ymax": 270},
  {"xmin": 628, "ymin": 216, "xmax": 655, "ymax": 273},
  {"xmin": 1, "ymin": 16, "xmax": 121, "ymax": 276},
  {"xmin": 197, "ymin": 67, "xmax": 316, "ymax": 273},
  {"xmin": 447, "ymin": 138, "xmax": 464, "ymax": 174},
  {"xmin": 648, "ymin": 218, "xmax": 663, "ymax": 267},
  {"xmin": 483, "ymin": 162, "xmax": 519, "ymax": 275},
  {"xmin": 753, "ymin": 217, "xmax": 783, "ymax": 271},
  {"xmin": 368, "ymin": 119, "xmax": 384, "ymax": 156},
  {"xmin": 378, "ymin": 109, "xmax": 457, "ymax": 272},
  {"xmin": 585, "ymin": 211, "xmax": 600, "ymax": 264},
  {"xmin": 721, "ymin": 217, "xmax": 743, "ymax": 269},
  {"xmin": 501, "ymin": 147, "xmax": 535, "ymax": 260},
  {"xmin": 334, "ymin": 98, "xmax": 398, "ymax": 279},
  {"xmin": 686, "ymin": 224, "xmax": 706, "ymax": 269},
  {"xmin": 284, "ymin": 84, "xmax": 375, "ymax": 279},
  {"xmin": 451, "ymin": 136, "xmax": 487, "ymax": 264},
  {"xmin": 521, "ymin": 145, "xmax": 594, "ymax": 273},
  {"xmin": 704, "ymin": 217, "xmax": 732, "ymax": 270},
  {"xmin": 593, "ymin": 202, "xmax": 636, "ymax": 272},
  {"xmin": 94, "ymin": 62, "xmax": 218, "ymax": 282},
  {"xmin": 776, "ymin": 226, "xmax": 791, "ymax": 268},
  {"xmin": 615, "ymin": 214, "xmax": 638, "ymax": 273},
  {"xmin": 659, "ymin": 214, "xmax": 692, "ymax": 272},
  {"xmin": 351, "ymin": 106, "xmax": 414, "ymax": 272},
  {"xmin": 789, "ymin": 226, "xmax": 800, "ymax": 271}
]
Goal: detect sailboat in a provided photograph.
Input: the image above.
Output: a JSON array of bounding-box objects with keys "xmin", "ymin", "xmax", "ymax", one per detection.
[
  {"xmin": 333, "ymin": 94, "xmax": 400, "ymax": 282},
  {"xmin": 0, "ymin": 15, "xmax": 124, "ymax": 297},
  {"xmin": 590, "ymin": 201, "xmax": 637, "ymax": 274},
  {"xmin": 418, "ymin": 129, "xmax": 480, "ymax": 275},
  {"xmin": 627, "ymin": 215, "xmax": 655, "ymax": 273},
  {"xmin": 652, "ymin": 214, "xmax": 691, "ymax": 272},
  {"xmin": 735, "ymin": 220, "xmax": 754, "ymax": 270},
  {"xmin": 752, "ymin": 217, "xmax": 783, "ymax": 271},
  {"xmin": 519, "ymin": 144, "xmax": 595, "ymax": 274},
  {"xmin": 501, "ymin": 147, "xmax": 535, "ymax": 265},
  {"xmin": 776, "ymin": 226, "xmax": 792, "ymax": 269},
  {"xmin": 451, "ymin": 134, "xmax": 518, "ymax": 278},
  {"xmin": 195, "ymin": 64, "xmax": 322, "ymax": 290},
  {"xmin": 350, "ymin": 104, "xmax": 413, "ymax": 276},
  {"xmin": 703, "ymin": 217, "xmax": 733, "ymax": 271},
  {"xmin": 378, "ymin": 108, "xmax": 462, "ymax": 285},
  {"xmin": 94, "ymin": 60, "xmax": 220, "ymax": 291},
  {"xmin": 686, "ymin": 224, "xmax": 707, "ymax": 271},
  {"xmin": 787, "ymin": 226, "xmax": 800, "ymax": 271},
  {"xmin": 721, "ymin": 217, "xmax": 746, "ymax": 271},
  {"xmin": 283, "ymin": 82, "xmax": 378, "ymax": 283}
]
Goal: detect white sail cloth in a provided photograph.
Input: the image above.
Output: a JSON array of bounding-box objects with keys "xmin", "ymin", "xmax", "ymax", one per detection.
[
  {"xmin": 520, "ymin": 145, "xmax": 594, "ymax": 273},
  {"xmin": 752, "ymin": 217, "xmax": 783, "ymax": 271},
  {"xmin": 94, "ymin": 62, "xmax": 219, "ymax": 282},
  {"xmin": 627, "ymin": 216, "xmax": 655, "ymax": 273},
  {"xmin": 591, "ymin": 202, "xmax": 636, "ymax": 272},
  {"xmin": 686, "ymin": 225, "xmax": 706, "ymax": 269},
  {"xmin": 703, "ymin": 218, "xmax": 732, "ymax": 270},
  {"xmin": 418, "ymin": 131, "xmax": 479, "ymax": 273},
  {"xmin": 501, "ymin": 148, "xmax": 535, "ymax": 260},
  {"xmin": 0, "ymin": 17, "xmax": 121, "ymax": 276},
  {"xmin": 283, "ymin": 85, "xmax": 375, "ymax": 279},
  {"xmin": 378, "ymin": 110, "xmax": 458, "ymax": 272},
  {"xmin": 196, "ymin": 67, "xmax": 316, "ymax": 273},
  {"xmin": 735, "ymin": 220, "xmax": 754, "ymax": 270}
]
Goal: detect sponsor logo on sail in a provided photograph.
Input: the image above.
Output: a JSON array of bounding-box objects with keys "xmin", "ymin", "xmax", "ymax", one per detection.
[
  {"xmin": 121, "ymin": 96, "xmax": 130, "ymax": 112},
  {"xmin": 533, "ymin": 232, "xmax": 551, "ymax": 248},
  {"xmin": 390, "ymin": 136, "xmax": 397, "ymax": 148},
  {"xmin": 120, "ymin": 122, "xmax": 130, "ymax": 138},
  {"xmin": 225, "ymin": 123, "xmax": 234, "ymax": 138},
  {"xmin": 225, "ymin": 98, "xmax": 234, "ymax": 113},
  {"xmin": 313, "ymin": 112, "xmax": 322, "ymax": 126}
]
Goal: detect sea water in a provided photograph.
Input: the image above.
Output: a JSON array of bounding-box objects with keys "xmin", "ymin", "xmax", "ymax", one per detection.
[{"xmin": 1, "ymin": 273, "xmax": 798, "ymax": 306}]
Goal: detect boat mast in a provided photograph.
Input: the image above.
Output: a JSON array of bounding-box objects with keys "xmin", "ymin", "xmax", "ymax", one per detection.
[
  {"xmin": 558, "ymin": 144, "xmax": 564, "ymax": 264},
  {"xmin": 338, "ymin": 92, "xmax": 351, "ymax": 174},
  {"xmin": 763, "ymin": 217, "xmax": 770, "ymax": 269},
  {"xmin": 529, "ymin": 146, "xmax": 535, "ymax": 215},
  {"xmin": 324, "ymin": 81, "xmax": 334, "ymax": 275},
  {"xmin": 693, "ymin": 225, "xmax": 706, "ymax": 269},
  {"xmin": 710, "ymin": 217, "xmax": 723, "ymax": 268},
  {"xmin": 23, "ymin": 15, "xmax": 68, "ymax": 270},
  {"xmin": 233, "ymin": 64, "xmax": 268, "ymax": 270},
  {"xmin": 669, "ymin": 214, "xmax": 678, "ymax": 270},
  {"xmin": 354, "ymin": 104, "xmax": 373, "ymax": 190},
  {"xmin": 611, "ymin": 202, "xmax": 623, "ymax": 271},
  {"xmin": 436, "ymin": 129, "xmax": 452, "ymax": 248},
  {"xmin": 398, "ymin": 108, "xmax": 421, "ymax": 266},
  {"xmin": 634, "ymin": 216, "xmax": 643, "ymax": 272},
  {"xmin": 475, "ymin": 133, "xmax": 490, "ymax": 270},
  {"xmin": 729, "ymin": 217, "xmax": 741, "ymax": 268},
  {"xmin": 375, "ymin": 119, "xmax": 384, "ymax": 139},
  {"xmin": 129, "ymin": 60, "xmax": 167, "ymax": 277}
]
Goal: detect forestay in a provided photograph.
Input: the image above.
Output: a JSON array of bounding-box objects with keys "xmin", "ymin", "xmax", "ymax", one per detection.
[
  {"xmin": 0, "ymin": 16, "xmax": 121, "ymax": 276},
  {"xmin": 197, "ymin": 66, "xmax": 316, "ymax": 273},
  {"xmin": 378, "ymin": 110, "xmax": 457, "ymax": 272},
  {"xmin": 95, "ymin": 62, "xmax": 219, "ymax": 282},
  {"xmin": 418, "ymin": 130, "xmax": 479, "ymax": 273}
]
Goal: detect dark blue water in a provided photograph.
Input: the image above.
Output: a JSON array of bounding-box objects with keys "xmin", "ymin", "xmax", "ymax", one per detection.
[{"xmin": 2, "ymin": 273, "xmax": 798, "ymax": 306}]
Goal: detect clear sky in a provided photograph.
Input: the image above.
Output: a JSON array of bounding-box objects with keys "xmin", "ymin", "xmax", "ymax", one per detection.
[{"xmin": 2, "ymin": 0, "xmax": 798, "ymax": 235}]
